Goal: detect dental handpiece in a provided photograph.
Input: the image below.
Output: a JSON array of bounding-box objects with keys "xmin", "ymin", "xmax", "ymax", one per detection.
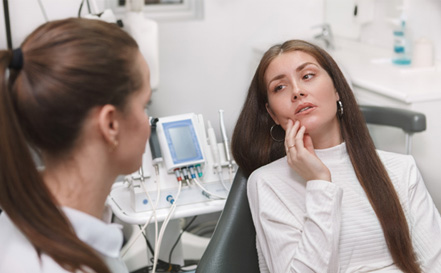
[{"xmin": 218, "ymin": 110, "xmax": 232, "ymax": 168}]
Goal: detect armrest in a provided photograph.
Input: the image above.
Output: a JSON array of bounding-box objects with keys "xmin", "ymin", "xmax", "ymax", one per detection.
[{"xmin": 359, "ymin": 105, "xmax": 426, "ymax": 134}]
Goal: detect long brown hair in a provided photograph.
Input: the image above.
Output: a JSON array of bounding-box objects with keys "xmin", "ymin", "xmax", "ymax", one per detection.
[
  {"xmin": 232, "ymin": 40, "xmax": 420, "ymax": 272},
  {"xmin": 0, "ymin": 18, "xmax": 142, "ymax": 273}
]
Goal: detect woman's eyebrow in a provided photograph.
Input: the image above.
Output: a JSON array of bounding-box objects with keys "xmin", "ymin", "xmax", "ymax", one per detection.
[
  {"xmin": 268, "ymin": 74, "xmax": 285, "ymax": 86},
  {"xmin": 296, "ymin": 62, "xmax": 319, "ymax": 72}
]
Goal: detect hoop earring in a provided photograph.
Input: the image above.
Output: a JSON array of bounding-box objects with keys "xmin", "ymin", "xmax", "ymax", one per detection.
[
  {"xmin": 337, "ymin": 100, "xmax": 344, "ymax": 118},
  {"xmin": 270, "ymin": 124, "xmax": 285, "ymax": 142}
]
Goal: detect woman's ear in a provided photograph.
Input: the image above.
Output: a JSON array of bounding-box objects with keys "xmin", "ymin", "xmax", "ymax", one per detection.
[
  {"xmin": 98, "ymin": 104, "xmax": 119, "ymax": 146},
  {"xmin": 266, "ymin": 103, "xmax": 279, "ymax": 125}
]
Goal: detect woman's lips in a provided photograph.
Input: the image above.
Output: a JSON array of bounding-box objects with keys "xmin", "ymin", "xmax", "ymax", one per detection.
[{"xmin": 295, "ymin": 103, "xmax": 316, "ymax": 115}]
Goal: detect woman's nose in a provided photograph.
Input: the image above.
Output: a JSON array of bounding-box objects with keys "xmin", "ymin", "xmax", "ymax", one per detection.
[{"xmin": 292, "ymin": 89, "xmax": 307, "ymax": 100}]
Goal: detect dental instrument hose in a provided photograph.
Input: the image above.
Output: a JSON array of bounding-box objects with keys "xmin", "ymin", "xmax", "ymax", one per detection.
[{"xmin": 149, "ymin": 117, "xmax": 163, "ymax": 165}]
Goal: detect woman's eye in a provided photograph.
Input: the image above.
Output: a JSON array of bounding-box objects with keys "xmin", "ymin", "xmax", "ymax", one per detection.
[
  {"xmin": 274, "ymin": 85, "xmax": 285, "ymax": 92},
  {"xmin": 303, "ymin": 73, "xmax": 314, "ymax": 80}
]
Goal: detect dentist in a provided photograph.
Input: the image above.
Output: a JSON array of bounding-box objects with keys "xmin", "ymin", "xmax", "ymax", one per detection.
[{"xmin": 0, "ymin": 18, "xmax": 152, "ymax": 273}]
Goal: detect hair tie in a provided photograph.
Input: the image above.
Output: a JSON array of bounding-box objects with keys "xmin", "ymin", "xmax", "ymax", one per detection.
[{"xmin": 9, "ymin": 48, "xmax": 24, "ymax": 70}]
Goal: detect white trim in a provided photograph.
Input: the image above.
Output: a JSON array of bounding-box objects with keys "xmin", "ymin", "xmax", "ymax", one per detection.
[{"xmin": 108, "ymin": 0, "xmax": 203, "ymax": 21}]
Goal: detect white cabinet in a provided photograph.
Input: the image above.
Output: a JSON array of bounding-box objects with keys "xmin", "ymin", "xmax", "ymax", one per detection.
[{"xmin": 332, "ymin": 38, "xmax": 441, "ymax": 210}]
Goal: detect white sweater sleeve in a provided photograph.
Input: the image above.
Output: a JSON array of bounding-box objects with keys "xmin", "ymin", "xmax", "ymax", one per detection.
[
  {"xmin": 406, "ymin": 157, "xmax": 441, "ymax": 272},
  {"xmin": 248, "ymin": 173, "xmax": 343, "ymax": 273}
]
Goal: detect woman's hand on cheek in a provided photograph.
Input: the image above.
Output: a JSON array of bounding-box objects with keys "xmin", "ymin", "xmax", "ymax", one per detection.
[{"xmin": 285, "ymin": 120, "xmax": 332, "ymax": 182}]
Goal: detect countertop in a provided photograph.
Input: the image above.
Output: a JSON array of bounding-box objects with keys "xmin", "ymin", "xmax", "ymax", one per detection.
[{"xmin": 331, "ymin": 38, "xmax": 441, "ymax": 104}]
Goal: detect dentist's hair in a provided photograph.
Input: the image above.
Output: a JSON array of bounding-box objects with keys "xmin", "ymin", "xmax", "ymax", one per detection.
[
  {"xmin": 232, "ymin": 39, "xmax": 420, "ymax": 273},
  {"xmin": 0, "ymin": 18, "xmax": 142, "ymax": 273}
]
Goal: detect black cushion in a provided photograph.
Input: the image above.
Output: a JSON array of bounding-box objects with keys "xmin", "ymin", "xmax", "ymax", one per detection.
[{"xmin": 196, "ymin": 169, "xmax": 260, "ymax": 273}]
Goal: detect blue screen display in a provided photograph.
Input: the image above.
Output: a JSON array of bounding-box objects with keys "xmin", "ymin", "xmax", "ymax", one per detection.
[{"xmin": 163, "ymin": 119, "xmax": 203, "ymax": 164}]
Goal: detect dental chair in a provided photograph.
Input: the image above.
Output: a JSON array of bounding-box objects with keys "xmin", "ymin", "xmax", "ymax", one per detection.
[{"xmin": 195, "ymin": 105, "xmax": 426, "ymax": 273}]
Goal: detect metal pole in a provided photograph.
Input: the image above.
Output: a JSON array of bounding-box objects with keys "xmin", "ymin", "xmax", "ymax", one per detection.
[
  {"xmin": 3, "ymin": 0, "xmax": 13, "ymax": 49},
  {"xmin": 405, "ymin": 133, "xmax": 413, "ymax": 155}
]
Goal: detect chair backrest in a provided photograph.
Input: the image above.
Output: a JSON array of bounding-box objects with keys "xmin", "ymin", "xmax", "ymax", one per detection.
[{"xmin": 196, "ymin": 168, "xmax": 260, "ymax": 273}]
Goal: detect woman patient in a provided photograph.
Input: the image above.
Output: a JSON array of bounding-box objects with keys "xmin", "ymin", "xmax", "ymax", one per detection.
[{"xmin": 231, "ymin": 39, "xmax": 441, "ymax": 272}]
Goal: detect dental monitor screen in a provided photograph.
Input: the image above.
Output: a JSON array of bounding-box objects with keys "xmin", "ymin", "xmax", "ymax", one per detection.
[
  {"xmin": 167, "ymin": 123, "xmax": 199, "ymax": 162},
  {"xmin": 158, "ymin": 115, "xmax": 205, "ymax": 172}
]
